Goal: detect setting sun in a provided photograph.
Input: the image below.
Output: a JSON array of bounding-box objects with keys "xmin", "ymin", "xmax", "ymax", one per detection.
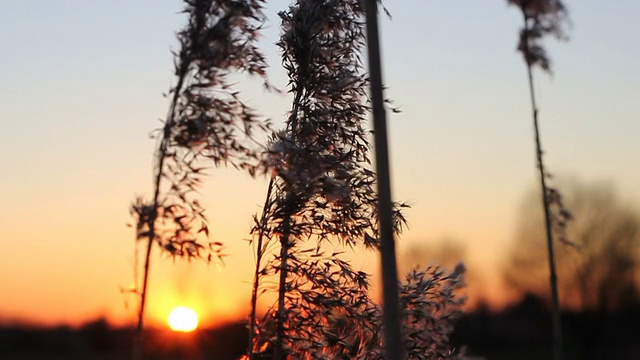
[{"xmin": 167, "ymin": 306, "xmax": 199, "ymax": 332}]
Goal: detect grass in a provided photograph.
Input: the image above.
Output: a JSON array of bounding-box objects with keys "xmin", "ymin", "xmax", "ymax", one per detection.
[{"xmin": 506, "ymin": 1, "xmax": 571, "ymax": 359}]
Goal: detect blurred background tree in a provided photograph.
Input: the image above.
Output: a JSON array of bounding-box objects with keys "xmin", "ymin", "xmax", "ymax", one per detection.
[
  {"xmin": 402, "ymin": 239, "xmax": 466, "ymax": 273},
  {"xmin": 505, "ymin": 180, "xmax": 640, "ymax": 312}
]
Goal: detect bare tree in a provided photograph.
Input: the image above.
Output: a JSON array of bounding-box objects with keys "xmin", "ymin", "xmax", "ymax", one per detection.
[
  {"xmin": 506, "ymin": 181, "xmax": 640, "ymax": 312},
  {"xmin": 402, "ymin": 240, "xmax": 467, "ymax": 274}
]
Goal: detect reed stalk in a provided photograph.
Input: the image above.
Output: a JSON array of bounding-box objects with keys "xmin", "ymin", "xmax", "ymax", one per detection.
[
  {"xmin": 363, "ymin": 1, "xmax": 405, "ymax": 359},
  {"xmin": 507, "ymin": 1, "xmax": 571, "ymax": 358}
]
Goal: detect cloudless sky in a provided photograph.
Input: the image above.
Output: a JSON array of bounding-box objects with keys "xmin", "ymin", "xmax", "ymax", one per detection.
[{"xmin": 1, "ymin": 1, "xmax": 639, "ymax": 328}]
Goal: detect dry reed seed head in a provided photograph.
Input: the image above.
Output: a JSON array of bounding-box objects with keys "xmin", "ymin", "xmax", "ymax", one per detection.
[
  {"xmin": 130, "ymin": 199, "xmax": 158, "ymax": 240},
  {"xmin": 398, "ymin": 266, "xmax": 466, "ymax": 359},
  {"xmin": 257, "ymin": 0, "xmax": 407, "ymax": 250},
  {"xmin": 255, "ymin": 246, "xmax": 380, "ymax": 359},
  {"xmin": 248, "ymin": 1, "xmax": 416, "ymax": 358},
  {"xmin": 253, "ymin": 253, "xmax": 467, "ymax": 358},
  {"xmin": 508, "ymin": 0, "xmax": 567, "ymax": 21},
  {"xmin": 181, "ymin": 0, "xmax": 268, "ymax": 74},
  {"xmin": 349, "ymin": 266, "xmax": 466, "ymax": 360},
  {"xmin": 546, "ymin": 186, "xmax": 577, "ymax": 248},
  {"xmin": 449, "ymin": 262, "xmax": 466, "ymax": 280},
  {"xmin": 150, "ymin": 0, "xmax": 269, "ymax": 261},
  {"xmin": 507, "ymin": 0, "xmax": 569, "ymax": 73},
  {"xmin": 170, "ymin": 0, "xmax": 269, "ymax": 167}
]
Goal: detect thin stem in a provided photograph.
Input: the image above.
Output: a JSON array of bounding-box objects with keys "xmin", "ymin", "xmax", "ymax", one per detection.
[
  {"xmin": 133, "ymin": 60, "xmax": 190, "ymax": 360},
  {"xmin": 274, "ymin": 218, "xmax": 291, "ymax": 360},
  {"xmin": 522, "ymin": 11, "xmax": 564, "ymax": 360},
  {"xmin": 273, "ymin": 77, "xmax": 304, "ymax": 360},
  {"xmin": 363, "ymin": 1, "xmax": 405, "ymax": 360},
  {"xmin": 248, "ymin": 177, "xmax": 275, "ymax": 360}
]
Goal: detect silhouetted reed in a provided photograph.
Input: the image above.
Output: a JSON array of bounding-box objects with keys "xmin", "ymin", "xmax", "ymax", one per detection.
[
  {"xmin": 243, "ymin": 1, "xmax": 411, "ymax": 358},
  {"xmin": 131, "ymin": 1, "xmax": 268, "ymax": 358},
  {"xmin": 247, "ymin": 1, "xmax": 386, "ymax": 357},
  {"xmin": 130, "ymin": 2, "xmax": 467, "ymax": 359},
  {"xmin": 362, "ymin": 0, "xmax": 405, "ymax": 358},
  {"xmin": 247, "ymin": 263, "xmax": 466, "ymax": 360},
  {"xmin": 242, "ymin": 1, "xmax": 469, "ymax": 359},
  {"xmin": 506, "ymin": 1, "xmax": 571, "ymax": 359}
]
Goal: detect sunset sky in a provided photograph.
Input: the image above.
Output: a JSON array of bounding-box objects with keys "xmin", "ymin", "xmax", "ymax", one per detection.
[{"xmin": 1, "ymin": 1, "xmax": 639, "ymax": 329}]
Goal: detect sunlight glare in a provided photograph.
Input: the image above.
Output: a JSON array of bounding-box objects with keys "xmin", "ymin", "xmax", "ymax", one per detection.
[{"xmin": 167, "ymin": 306, "xmax": 199, "ymax": 332}]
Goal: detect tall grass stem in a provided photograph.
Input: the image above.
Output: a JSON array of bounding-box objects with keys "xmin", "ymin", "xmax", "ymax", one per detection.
[
  {"xmin": 363, "ymin": 1, "xmax": 405, "ymax": 359},
  {"xmin": 248, "ymin": 177, "xmax": 274, "ymax": 360},
  {"xmin": 522, "ymin": 11, "xmax": 564, "ymax": 360}
]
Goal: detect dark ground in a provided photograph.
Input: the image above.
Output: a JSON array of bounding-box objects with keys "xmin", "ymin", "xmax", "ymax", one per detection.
[{"xmin": 2, "ymin": 294, "xmax": 639, "ymax": 359}]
